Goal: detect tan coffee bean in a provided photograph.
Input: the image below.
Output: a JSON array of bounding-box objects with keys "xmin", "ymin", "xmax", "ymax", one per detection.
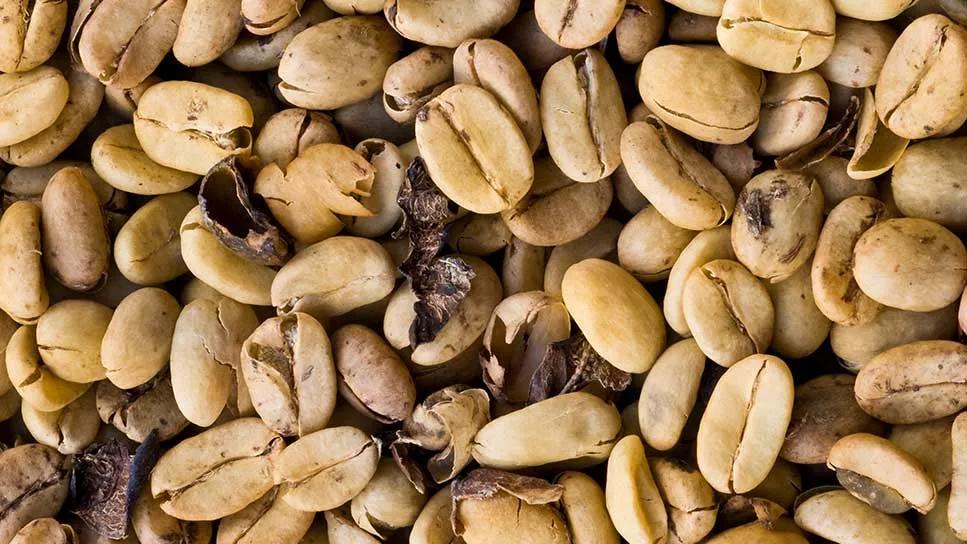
[
  {"xmin": 0, "ymin": 313, "xmax": 18, "ymax": 397},
  {"xmin": 103, "ymin": 75, "xmax": 161, "ymax": 120},
  {"xmin": 717, "ymin": 0, "xmax": 836, "ymax": 73},
  {"xmin": 854, "ymin": 218, "xmax": 967, "ymax": 312},
  {"xmin": 332, "ymin": 324, "xmax": 415, "ymax": 424},
  {"xmin": 496, "ymin": 8, "xmax": 576, "ymax": 72},
  {"xmin": 180, "ymin": 206, "xmax": 277, "ymax": 305},
  {"xmin": 749, "ymin": 459, "xmax": 802, "ymax": 509},
  {"xmin": 0, "ymin": 0, "xmax": 68, "ymax": 73},
  {"xmin": 448, "ymin": 213, "xmax": 513, "ymax": 256},
  {"xmin": 276, "ymin": 425, "xmax": 380, "ymax": 512},
  {"xmin": 827, "ymin": 433, "xmax": 937, "ymax": 514},
  {"xmin": 732, "ymin": 170, "xmax": 824, "ymax": 283},
  {"xmin": 0, "ymin": 444, "xmax": 70, "ymax": 544},
  {"xmin": 452, "ymin": 471, "xmax": 569, "ymax": 544},
  {"xmin": 638, "ymin": 339, "xmax": 705, "ymax": 451},
  {"xmin": 848, "ymin": 88, "xmax": 910, "ymax": 180},
  {"xmin": 383, "ymin": 46, "xmax": 453, "ymax": 124},
  {"xmin": 410, "ymin": 487, "xmax": 458, "ymax": 544},
  {"xmin": 502, "ymin": 157, "xmax": 612, "ymax": 247},
  {"xmin": 188, "ymin": 61, "xmax": 274, "ymax": 134},
  {"xmin": 96, "ymin": 372, "xmax": 190, "ymax": 442},
  {"xmin": 323, "ymin": 0, "xmax": 382, "ymax": 13},
  {"xmin": 6, "ymin": 325, "xmax": 90, "ymax": 412},
  {"xmin": 0, "ymin": 66, "xmax": 68, "ymax": 148},
  {"xmin": 21, "ymin": 388, "xmax": 98, "ymax": 455},
  {"xmin": 541, "ymin": 49, "xmax": 626, "ymax": 183},
  {"xmin": 817, "ymin": 18, "xmax": 896, "ymax": 88},
  {"xmin": 114, "ymin": 192, "xmax": 196, "ymax": 285},
  {"xmin": 384, "ymin": 0, "xmax": 518, "ymax": 47},
  {"xmin": 875, "ymin": 14, "xmax": 967, "ymax": 139},
  {"xmin": 454, "ymin": 38, "xmax": 541, "ymax": 153},
  {"xmin": 100, "ymin": 288, "xmax": 179, "ymax": 389},
  {"xmin": 919, "ymin": 488, "xmax": 962, "ymax": 544},
  {"xmin": 615, "ymin": 0, "xmax": 664, "ymax": 63},
  {"xmin": 272, "ymin": 236, "xmax": 395, "ymax": 319},
  {"xmin": 34, "ymin": 300, "xmax": 110, "ymax": 384},
  {"xmin": 891, "ymin": 137, "xmax": 967, "ymax": 231},
  {"xmin": 697, "ymin": 354, "xmax": 793, "ymax": 493},
  {"xmin": 325, "ymin": 508, "xmax": 381, "ymax": 544},
  {"xmin": 667, "ymin": 10, "xmax": 719, "ymax": 42},
  {"xmin": 9, "ymin": 518, "xmax": 76, "ymax": 544},
  {"xmin": 173, "ymin": 0, "xmax": 243, "ymax": 66},
  {"xmin": 151, "ymin": 418, "xmax": 283, "ymax": 520},
  {"xmin": 665, "ymin": 0, "xmax": 723, "ymax": 16},
  {"xmin": 254, "ymin": 108, "xmax": 340, "ymax": 170},
  {"xmin": 350, "ymin": 459, "xmax": 427, "ymax": 538},
  {"xmin": 651, "ymin": 458, "xmax": 718, "ymax": 544},
  {"xmin": 253, "ymin": 160, "xmax": 344, "ymax": 248},
  {"xmin": 72, "ymin": 0, "xmax": 185, "ymax": 88},
  {"xmin": 605, "ymin": 435, "xmax": 668, "ymax": 544},
  {"xmin": 639, "ymin": 45, "xmax": 762, "ymax": 144},
  {"xmin": 664, "ymin": 226, "xmax": 735, "ymax": 336},
  {"xmin": 2, "ymin": 161, "xmax": 124, "ymax": 211},
  {"xmin": 241, "ymin": 0, "xmax": 303, "ymax": 35},
  {"xmin": 753, "ymin": 72, "xmax": 830, "ymax": 155},
  {"xmin": 855, "ymin": 340, "xmax": 967, "ymax": 424},
  {"xmin": 535, "ymin": 0, "xmax": 624, "ymax": 49},
  {"xmin": 171, "ymin": 297, "xmax": 258, "ymax": 427},
  {"xmin": 950, "ymin": 413, "xmax": 967, "ymax": 538},
  {"xmin": 91, "ymin": 124, "xmax": 199, "ymax": 196},
  {"xmin": 620, "ymin": 117, "xmax": 736, "ymax": 230},
  {"xmin": 472, "ymin": 392, "xmax": 621, "ymax": 470},
  {"xmin": 40, "ymin": 167, "xmax": 109, "ymax": 292},
  {"xmin": 344, "ymin": 139, "xmax": 406, "ymax": 238},
  {"xmin": 618, "ymin": 206, "xmax": 695, "ymax": 283},
  {"xmin": 562, "ymin": 258, "xmax": 665, "ymax": 373},
  {"xmin": 216, "ymin": 487, "xmax": 314, "ymax": 544},
  {"xmin": 708, "ymin": 518, "xmax": 808, "ymax": 544},
  {"xmin": 794, "ymin": 488, "xmax": 916, "ymax": 544},
  {"xmin": 221, "ymin": 0, "xmax": 334, "ymax": 71},
  {"xmin": 132, "ymin": 490, "xmax": 213, "ymax": 544},
  {"xmin": 767, "ymin": 261, "xmax": 831, "ymax": 359},
  {"xmin": 416, "ymin": 84, "xmax": 534, "ymax": 213},
  {"xmin": 832, "ymin": 0, "xmax": 917, "ymax": 20},
  {"xmin": 613, "ymin": 164, "xmax": 649, "ymax": 214},
  {"xmin": 890, "ymin": 416, "xmax": 956, "ymax": 490},
  {"xmin": 278, "ymin": 15, "xmax": 401, "ymax": 110},
  {"xmin": 384, "ymin": 256, "xmax": 501, "ymax": 366},
  {"xmin": 683, "ymin": 259, "xmax": 774, "ymax": 367},
  {"xmin": 803, "ymin": 157, "xmax": 877, "ymax": 213},
  {"xmin": 501, "ymin": 237, "xmax": 546, "ymax": 296},
  {"xmin": 556, "ymin": 471, "xmax": 619, "ymax": 544},
  {"xmin": 780, "ymin": 374, "xmax": 886, "ymax": 465},
  {"xmin": 134, "ymin": 81, "xmax": 254, "ymax": 175},
  {"xmin": 242, "ymin": 313, "xmax": 337, "ymax": 437}
]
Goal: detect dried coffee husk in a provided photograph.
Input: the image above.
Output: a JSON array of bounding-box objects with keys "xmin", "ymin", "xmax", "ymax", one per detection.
[
  {"xmin": 451, "ymin": 469, "xmax": 564, "ymax": 535},
  {"xmin": 394, "ymin": 157, "xmax": 475, "ymax": 346},
  {"xmin": 775, "ymin": 96, "xmax": 860, "ymax": 171},
  {"xmin": 199, "ymin": 156, "xmax": 290, "ymax": 266},
  {"xmin": 847, "ymin": 88, "xmax": 909, "ymax": 180},
  {"xmin": 69, "ymin": 431, "xmax": 160, "ymax": 539},
  {"xmin": 527, "ymin": 333, "xmax": 631, "ymax": 404}
]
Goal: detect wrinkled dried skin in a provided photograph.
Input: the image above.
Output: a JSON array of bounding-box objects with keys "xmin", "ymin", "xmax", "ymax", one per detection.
[
  {"xmin": 753, "ymin": 72, "xmax": 830, "ymax": 156},
  {"xmin": 382, "ymin": 46, "xmax": 453, "ymax": 124},
  {"xmin": 620, "ymin": 118, "xmax": 736, "ymax": 231},
  {"xmin": 793, "ymin": 489, "xmax": 916, "ymax": 544},
  {"xmin": 150, "ymin": 418, "xmax": 283, "ymax": 521},
  {"xmin": 855, "ymin": 340, "xmax": 967, "ymax": 424},
  {"xmin": 817, "ymin": 18, "xmax": 896, "ymax": 88},
  {"xmin": 96, "ymin": 374, "xmax": 190, "ymax": 442},
  {"xmin": 40, "ymin": 167, "xmax": 110, "ymax": 292},
  {"xmin": 100, "ymin": 288, "xmax": 180, "ymax": 390},
  {"xmin": 254, "ymin": 108, "xmax": 340, "ymax": 170},
  {"xmin": 875, "ymin": 14, "xmax": 967, "ymax": 140},
  {"xmin": 0, "ymin": 444, "xmax": 71, "ymax": 544},
  {"xmin": 133, "ymin": 81, "xmax": 254, "ymax": 176},
  {"xmin": 541, "ymin": 49, "xmax": 626, "ymax": 183},
  {"xmin": 0, "ymin": 201, "xmax": 48, "ymax": 324},
  {"xmin": 7, "ymin": 325, "xmax": 90, "ymax": 412},
  {"xmin": 384, "ymin": 0, "xmax": 519, "ymax": 48},
  {"xmin": 416, "ymin": 84, "xmax": 534, "ymax": 213},
  {"xmin": 604, "ymin": 436, "xmax": 668, "ymax": 544},
  {"xmin": 91, "ymin": 124, "xmax": 199, "ymax": 196},
  {"xmin": 241, "ymin": 313, "xmax": 337, "ymax": 437},
  {"xmin": 853, "ymin": 218, "xmax": 967, "ymax": 312},
  {"xmin": 639, "ymin": 45, "xmax": 762, "ymax": 144},
  {"xmin": 216, "ymin": 487, "xmax": 314, "ymax": 544},
  {"xmin": 350, "ymin": 459, "xmax": 426, "ymax": 538},
  {"xmin": 132, "ymin": 490, "xmax": 213, "ymax": 544},
  {"xmin": 697, "ymin": 354, "xmax": 794, "ymax": 494},
  {"xmin": 732, "ymin": 170, "xmax": 824, "ymax": 283},
  {"xmin": 21, "ymin": 387, "xmax": 99, "ymax": 454},
  {"xmin": 472, "ymin": 392, "xmax": 621, "ymax": 470},
  {"xmin": 780, "ymin": 374, "xmax": 885, "ymax": 465},
  {"xmin": 892, "ymin": 136, "xmax": 967, "ymax": 232},
  {"xmin": 275, "ymin": 425, "xmax": 380, "ymax": 512},
  {"xmin": 114, "ymin": 192, "xmax": 196, "ymax": 285},
  {"xmin": 889, "ymin": 415, "xmax": 956, "ymax": 490},
  {"xmin": 664, "ymin": 226, "xmax": 736, "ymax": 336},
  {"xmin": 638, "ymin": 339, "xmax": 705, "ymax": 451},
  {"xmin": 827, "ymin": 433, "xmax": 937, "ymax": 514},
  {"xmin": 683, "ymin": 259, "xmax": 774, "ymax": 368},
  {"xmin": 332, "ymin": 324, "xmax": 415, "ymax": 424},
  {"xmin": 0, "ymin": 66, "xmax": 68, "ymax": 148},
  {"xmin": 0, "ymin": 0, "xmax": 68, "ymax": 73}
]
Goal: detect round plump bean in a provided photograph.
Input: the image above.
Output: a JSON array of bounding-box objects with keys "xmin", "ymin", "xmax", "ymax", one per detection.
[
  {"xmin": 767, "ymin": 261, "xmax": 831, "ymax": 359},
  {"xmin": 91, "ymin": 124, "xmax": 199, "ymax": 195},
  {"xmin": 0, "ymin": 66, "xmax": 69, "ymax": 148},
  {"xmin": 832, "ymin": 0, "xmax": 917, "ymax": 20},
  {"xmin": 21, "ymin": 388, "xmax": 99, "ymax": 454},
  {"xmin": 114, "ymin": 192, "xmax": 196, "ymax": 285},
  {"xmin": 794, "ymin": 489, "xmax": 916, "ymax": 544},
  {"xmin": 0, "ymin": 201, "xmax": 48, "ymax": 324},
  {"xmin": 100, "ymin": 288, "xmax": 180, "ymax": 389},
  {"xmin": 332, "ymin": 324, "xmax": 415, "ymax": 424},
  {"xmin": 241, "ymin": 0, "xmax": 303, "ymax": 35},
  {"xmin": 557, "ymin": 471, "xmax": 620, "ymax": 544},
  {"xmin": 350, "ymin": 459, "xmax": 427, "ymax": 538},
  {"xmin": 0, "ymin": 444, "xmax": 70, "ymax": 544},
  {"xmin": 384, "ymin": 0, "xmax": 518, "ymax": 47},
  {"xmin": 7, "ymin": 325, "xmax": 90, "ymax": 412},
  {"xmin": 817, "ymin": 18, "xmax": 896, "ymax": 88},
  {"xmin": 753, "ymin": 72, "xmax": 830, "ymax": 155},
  {"xmin": 638, "ymin": 339, "xmax": 705, "ymax": 451},
  {"xmin": 664, "ymin": 226, "xmax": 735, "ymax": 336},
  {"xmin": 542, "ymin": 219, "xmax": 621, "ymax": 297},
  {"xmin": 891, "ymin": 137, "xmax": 967, "ymax": 232},
  {"xmin": 605, "ymin": 435, "xmax": 668, "ymax": 544},
  {"xmin": 665, "ymin": 0, "xmax": 723, "ymax": 16},
  {"xmin": 618, "ymin": 205, "xmax": 697, "ymax": 283},
  {"xmin": 889, "ymin": 416, "xmax": 956, "ymax": 490},
  {"xmin": 0, "ymin": 0, "xmax": 68, "ymax": 73},
  {"xmin": 35, "ymin": 300, "xmax": 111, "ymax": 384},
  {"xmin": 831, "ymin": 304, "xmax": 957, "ymax": 372},
  {"xmin": 383, "ymin": 46, "xmax": 453, "ymax": 125}
]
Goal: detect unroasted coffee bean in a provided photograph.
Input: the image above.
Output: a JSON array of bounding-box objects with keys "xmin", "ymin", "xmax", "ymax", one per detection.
[
  {"xmin": 556, "ymin": 471, "xmax": 619, "ymax": 544},
  {"xmin": 794, "ymin": 488, "xmax": 916, "ymax": 544},
  {"xmin": 618, "ymin": 205, "xmax": 697, "ymax": 282},
  {"xmin": 638, "ymin": 339, "xmax": 705, "ymax": 451},
  {"xmin": 350, "ymin": 459, "xmax": 427, "ymax": 538},
  {"xmin": 605, "ymin": 435, "xmax": 667, "ymax": 544},
  {"xmin": 951, "ymin": 413, "xmax": 967, "ymax": 538},
  {"xmin": 650, "ymin": 457, "xmax": 718, "ymax": 544},
  {"xmin": 0, "ymin": 0, "xmax": 68, "ymax": 73},
  {"xmin": 889, "ymin": 416, "xmax": 956, "ymax": 491},
  {"xmin": 132, "ymin": 490, "xmax": 212, "ymax": 544},
  {"xmin": 216, "ymin": 487, "xmax": 314, "ymax": 544},
  {"xmin": 7, "ymin": 325, "xmax": 90, "ymax": 412},
  {"xmin": 91, "ymin": 124, "xmax": 199, "ymax": 196},
  {"xmin": 332, "ymin": 324, "xmax": 415, "ymax": 424},
  {"xmin": 9, "ymin": 518, "xmax": 76, "ymax": 544},
  {"xmin": 114, "ymin": 192, "xmax": 196, "ymax": 285},
  {"xmin": 0, "ymin": 201, "xmax": 48, "ymax": 324},
  {"xmin": 100, "ymin": 288, "xmax": 180, "ymax": 390},
  {"xmin": 22, "ymin": 388, "xmax": 99, "ymax": 454},
  {"xmin": 0, "ymin": 444, "xmax": 71, "ymax": 544},
  {"xmin": 96, "ymin": 373, "xmax": 190, "ymax": 442},
  {"xmin": 35, "ymin": 300, "xmax": 111, "ymax": 384},
  {"xmin": 0, "ymin": 66, "xmax": 69, "ymax": 148},
  {"xmin": 384, "ymin": 0, "xmax": 518, "ymax": 48}
]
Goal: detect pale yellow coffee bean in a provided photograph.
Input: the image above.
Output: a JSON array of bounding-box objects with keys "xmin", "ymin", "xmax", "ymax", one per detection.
[
  {"xmin": 664, "ymin": 226, "xmax": 735, "ymax": 336},
  {"xmin": 0, "ymin": 444, "xmax": 70, "ymax": 544},
  {"xmin": 853, "ymin": 218, "xmax": 967, "ymax": 312},
  {"xmin": 753, "ymin": 72, "xmax": 830, "ymax": 156},
  {"xmin": 697, "ymin": 354, "xmax": 794, "ymax": 493},
  {"xmin": 817, "ymin": 18, "xmax": 896, "ymax": 88},
  {"xmin": 794, "ymin": 489, "xmax": 916, "ymax": 544},
  {"xmin": 535, "ymin": 0, "xmax": 625, "ymax": 49},
  {"xmin": 638, "ymin": 339, "xmax": 705, "ymax": 451},
  {"xmin": 350, "ymin": 459, "xmax": 427, "ymax": 538},
  {"xmin": 173, "ymin": 0, "xmax": 243, "ymax": 66},
  {"xmin": 6, "ymin": 325, "xmax": 89, "ymax": 412},
  {"xmin": 0, "ymin": 202, "xmax": 48, "ymax": 325},
  {"xmin": 605, "ymin": 435, "xmax": 668, "ymax": 544},
  {"xmin": 448, "ymin": 213, "xmax": 513, "ymax": 256},
  {"xmin": 241, "ymin": 0, "xmax": 304, "ymax": 34},
  {"xmin": 382, "ymin": 46, "xmax": 453, "ymax": 124},
  {"xmin": 114, "ymin": 192, "xmax": 196, "ymax": 285},
  {"xmin": 832, "ymin": 0, "xmax": 917, "ymax": 20},
  {"xmin": 472, "ymin": 392, "xmax": 622, "ymax": 470},
  {"xmin": 133, "ymin": 490, "xmax": 213, "ymax": 544},
  {"xmin": 384, "ymin": 0, "xmax": 518, "ymax": 47},
  {"xmin": 665, "ymin": 0, "xmax": 723, "ymax": 16},
  {"xmin": 35, "ymin": 300, "xmax": 110, "ymax": 384},
  {"xmin": 618, "ymin": 205, "xmax": 697, "ymax": 283},
  {"xmin": 561, "ymin": 258, "xmax": 665, "ymax": 373},
  {"xmin": 639, "ymin": 45, "xmax": 762, "ymax": 144},
  {"xmin": 410, "ymin": 487, "xmax": 458, "ymax": 544},
  {"xmin": 221, "ymin": 0, "xmax": 334, "ymax": 72},
  {"xmin": 0, "ymin": 66, "xmax": 69, "ymax": 148},
  {"xmin": 767, "ymin": 261, "xmax": 831, "ymax": 359},
  {"xmin": 91, "ymin": 124, "xmax": 199, "ymax": 195},
  {"xmin": 556, "ymin": 471, "xmax": 619, "ymax": 544},
  {"xmin": 0, "ymin": 0, "xmax": 68, "ymax": 73},
  {"xmin": 100, "ymin": 288, "xmax": 180, "ymax": 389},
  {"xmin": 416, "ymin": 84, "xmax": 534, "ymax": 213},
  {"xmin": 890, "ymin": 416, "xmax": 956, "ymax": 490},
  {"xmin": 650, "ymin": 458, "xmax": 718, "ymax": 544},
  {"xmin": 891, "ymin": 137, "xmax": 967, "ymax": 232},
  {"xmin": 950, "ymin": 412, "xmax": 967, "ymax": 539},
  {"xmin": 21, "ymin": 387, "xmax": 99, "ymax": 455},
  {"xmin": 216, "ymin": 487, "xmax": 314, "ymax": 544}
]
